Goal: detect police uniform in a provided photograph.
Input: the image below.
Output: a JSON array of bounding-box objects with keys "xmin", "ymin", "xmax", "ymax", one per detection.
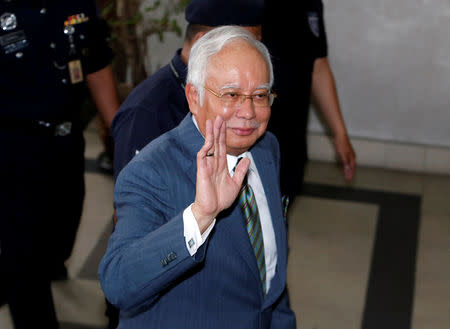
[
  {"xmin": 112, "ymin": 48, "xmax": 188, "ymax": 180},
  {"xmin": 263, "ymin": 0, "xmax": 328, "ymax": 199},
  {"xmin": 0, "ymin": 1, "xmax": 113, "ymax": 328}
]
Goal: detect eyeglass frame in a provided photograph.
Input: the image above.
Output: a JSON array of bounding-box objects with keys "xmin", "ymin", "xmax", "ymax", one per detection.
[{"xmin": 203, "ymin": 86, "xmax": 277, "ymax": 108}]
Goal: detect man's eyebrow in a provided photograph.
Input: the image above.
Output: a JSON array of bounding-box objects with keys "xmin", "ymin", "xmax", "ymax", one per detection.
[
  {"xmin": 218, "ymin": 83, "xmax": 271, "ymax": 91},
  {"xmin": 255, "ymin": 83, "xmax": 270, "ymax": 90},
  {"xmin": 218, "ymin": 83, "xmax": 240, "ymax": 91}
]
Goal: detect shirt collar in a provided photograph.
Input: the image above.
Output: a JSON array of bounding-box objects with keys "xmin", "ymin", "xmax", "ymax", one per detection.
[{"xmin": 227, "ymin": 153, "xmax": 251, "ymax": 175}]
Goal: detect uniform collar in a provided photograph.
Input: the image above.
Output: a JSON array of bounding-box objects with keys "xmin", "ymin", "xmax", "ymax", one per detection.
[{"xmin": 170, "ymin": 49, "xmax": 187, "ymax": 88}]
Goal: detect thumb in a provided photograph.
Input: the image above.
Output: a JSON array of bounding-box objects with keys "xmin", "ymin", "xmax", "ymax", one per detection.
[{"xmin": 232, "ymin": 157, "xmax": 250, "ymax": 188}]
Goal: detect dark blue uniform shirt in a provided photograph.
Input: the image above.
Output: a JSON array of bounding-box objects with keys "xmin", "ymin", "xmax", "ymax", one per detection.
[
  {"xmin": 111, "ymin": 49, "xmax": 189, "ymax": 180},
  {"xmin": 0, "ymin": 0, "xmax": 113, "ymax": 122},
  {"xmin": 263, "ymin": 0, "xmax": 328, "ymax": 196}
]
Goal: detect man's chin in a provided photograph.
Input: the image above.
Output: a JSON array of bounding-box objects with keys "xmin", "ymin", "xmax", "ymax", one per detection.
[{"xmin": 226, "ymin": 139, "xmax": 258, "ymax": 155}]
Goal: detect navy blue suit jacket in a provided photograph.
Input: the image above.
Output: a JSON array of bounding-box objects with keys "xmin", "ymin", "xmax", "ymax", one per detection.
[{"xmin": 99, "ymin": 114, "xmax": 296, "ymax": 329}]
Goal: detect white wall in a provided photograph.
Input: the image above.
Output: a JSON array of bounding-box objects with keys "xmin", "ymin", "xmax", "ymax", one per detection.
[
  {"xmin": 143, "ymin": 0, "xmax": 187, "ymax": 74},
  {"xmin": 309, "ymin": 0, "xmax": 450, "ymax": 148}
]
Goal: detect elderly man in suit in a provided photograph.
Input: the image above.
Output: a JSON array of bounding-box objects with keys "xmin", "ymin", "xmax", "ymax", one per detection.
[{"xmin": 99, "ymin": 26, "xmax": 296, "ymax": 329}]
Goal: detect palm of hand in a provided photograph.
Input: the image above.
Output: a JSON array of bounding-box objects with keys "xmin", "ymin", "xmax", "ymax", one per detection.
[
  {"xmin": 193, "ymin": 117, "xmax": 249, "ymax": 228},
  {"xmin": 196, "ymin": 159, "xmax": 241, "ymax": 216}
]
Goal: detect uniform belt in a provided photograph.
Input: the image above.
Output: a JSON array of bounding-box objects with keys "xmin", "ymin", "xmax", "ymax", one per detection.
[{"xmin": 0, "ymin": 116, "xmax": 76, "ymax": 137}]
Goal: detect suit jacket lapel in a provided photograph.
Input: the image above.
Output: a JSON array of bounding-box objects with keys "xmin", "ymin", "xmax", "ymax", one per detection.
[
  {"xmin": 251, "ymin": 140, "xmax": 288, "ymax": 306},
  {"xmin": 175, "ymin": 114, "xmax": 204, "ymax": 186},
  {"xmin": 217, "ymin": 200, "xmax": 263, "ymax": 288}
]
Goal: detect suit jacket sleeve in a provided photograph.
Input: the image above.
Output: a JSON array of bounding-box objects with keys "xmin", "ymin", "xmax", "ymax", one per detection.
[{"xmin": 98, "ymin": 157, "xmax": 206, "ymax": 315}]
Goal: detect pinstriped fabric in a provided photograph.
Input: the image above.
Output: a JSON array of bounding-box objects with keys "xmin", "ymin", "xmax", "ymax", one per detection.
[{"xmin": 238, "ymin": 176, "xmax": 266, "ymax": 295}]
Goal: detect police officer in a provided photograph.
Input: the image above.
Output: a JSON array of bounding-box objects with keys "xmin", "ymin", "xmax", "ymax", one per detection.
[
  {"xmin": 111, "ymin": 0, "xmax": 264, "ymax": 181},
  {"xmin": 0, "ymin": 1, "xmax": 120, "ymax": 328},
  {"xmin": 262, "ymin": 0, "xmax": 357, "ymax": 205}
]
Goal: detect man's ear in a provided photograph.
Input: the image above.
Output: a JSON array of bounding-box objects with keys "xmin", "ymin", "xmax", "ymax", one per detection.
[
  {"xmin": 193, "ymin": 31, "xmax": 207, "ymax": 44},
  {"xmin": 185, "ymin": 83, "xmax": 200, "ymax": 115}
]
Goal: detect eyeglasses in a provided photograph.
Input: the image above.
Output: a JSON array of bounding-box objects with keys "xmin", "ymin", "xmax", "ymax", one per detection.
[{"xmin": 204, "ymin": 86, "xmax": 277, "ymax": 108}]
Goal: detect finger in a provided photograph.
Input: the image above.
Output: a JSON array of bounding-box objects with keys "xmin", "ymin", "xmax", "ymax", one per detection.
[
  {"xmin": 348, "ymin": 155, "xmax": 357, "ymax": 179},
  {"xmin": 343, "ymin": 164, "xmax": 352, "ymax": 181},
  {"xmin": 198, "ymin": 119, "xmax": 214, "ymax": 158},
  {"xmin": 217, "ymin": 117, "xmax": 226, "ymax": 157},
  {"xmin": 213, "ymin": 116, "xmax": 222, "ymax": 158},
  {"xmin": 232, "ymin": 157, "xmax": 250, "ymax": 187},
  {"xmin": 217, "ymin": 118, "xmax": 227, "ymax": 170},
  {"xmin": 343, "ymin": 153, "xmax": 356, "ymax": 181}
]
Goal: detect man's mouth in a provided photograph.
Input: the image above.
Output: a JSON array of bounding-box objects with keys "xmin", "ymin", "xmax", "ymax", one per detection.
[{"xmin": 230, "ymin": 127, "xmax": 256, "ymax": 136}]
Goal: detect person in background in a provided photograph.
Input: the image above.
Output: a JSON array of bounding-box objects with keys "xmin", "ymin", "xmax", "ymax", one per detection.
[
  {"xmin": 262, "ymin": 0, "xmax": 356, "ymax": 206},
  {"xmin": 0, "ymin": 1, "xmax": 120, "ymax": 328},
  {"xmin": 99, "ymin": 25, "xmax": 296, "ymax": 329}
]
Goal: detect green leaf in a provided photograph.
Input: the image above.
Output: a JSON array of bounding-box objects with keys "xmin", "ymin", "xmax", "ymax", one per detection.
[
  {"xmin": 100, "ymin": 2, "xmax": 115, "ymax": 18},
  {"xmin": 145, "ymin": 0, "xmax": 162, "ymax": 12},
  {"xmin": 127, "ymin": 12, "xmax": 143, "ymax": 26}
]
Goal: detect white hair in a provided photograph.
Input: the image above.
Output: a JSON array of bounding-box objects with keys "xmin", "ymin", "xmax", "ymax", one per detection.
[{"xmin": 186, "ymin": 25, "xmax": 274, "ymax": 104}]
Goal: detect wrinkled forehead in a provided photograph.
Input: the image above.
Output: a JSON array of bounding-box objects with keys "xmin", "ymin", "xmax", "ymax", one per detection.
[{"xmin": 206, "ymin": 40, "xmax": 269, "ymax": 81}]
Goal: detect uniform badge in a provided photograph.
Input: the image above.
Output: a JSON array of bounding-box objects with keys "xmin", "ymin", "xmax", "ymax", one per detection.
[
  {"xmin": 63, "ymin": 24, "xmax": 76, "ymax": 55},
  {"xmin": 64, "ymin": 25, "xmax": 75, "ymax": 36},
  {"xmin": 64, "ymin": 13, "xmax": 89, "ymax": 26},
  {"xmin": 68, "ymin": 59, "xmax": 84, "ymax": 84},
  {"xmin": 1, "ymin": 12, "xmax": 17, "ymax": 31},
  {"xmin": 0, "ymin": 30, "xmax": 28, "ymax": 55},
  {"xmin": 307, "ymin": 12, "xmax": 320, "ymax": 38}
]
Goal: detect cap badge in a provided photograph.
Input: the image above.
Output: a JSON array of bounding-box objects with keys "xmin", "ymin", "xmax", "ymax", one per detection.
[
  {"xmin": 64, "ymin": 13, "xmax": 89, "ymax": 26},
  {"xmin": 307, "ymin": 12, "xmax": 320, "ymax": 38},
  {"xmin": 1, "ymin": 12, "xmax": 17, "ymax": 31}
]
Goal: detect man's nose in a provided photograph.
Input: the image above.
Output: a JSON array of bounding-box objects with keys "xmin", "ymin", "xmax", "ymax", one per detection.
[{"xmin": 236, "ymin": 96, "xmax": 256, "ymax": 119}]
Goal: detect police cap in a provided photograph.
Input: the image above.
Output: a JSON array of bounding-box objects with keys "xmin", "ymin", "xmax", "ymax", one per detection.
[{"xmin": 185, "ymin": 0, "xmax": 264, "ymax": 27}]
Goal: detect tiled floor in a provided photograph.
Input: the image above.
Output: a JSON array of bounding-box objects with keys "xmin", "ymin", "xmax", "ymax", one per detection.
[{"xmin": 1, "ymin": 123, "xmax": 449, "ymax": 329}]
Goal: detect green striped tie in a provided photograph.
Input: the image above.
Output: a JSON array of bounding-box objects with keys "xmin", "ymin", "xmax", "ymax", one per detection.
[{"xmin": 238, "ymin": 173, "xmax": 267, "ymax": 295}]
